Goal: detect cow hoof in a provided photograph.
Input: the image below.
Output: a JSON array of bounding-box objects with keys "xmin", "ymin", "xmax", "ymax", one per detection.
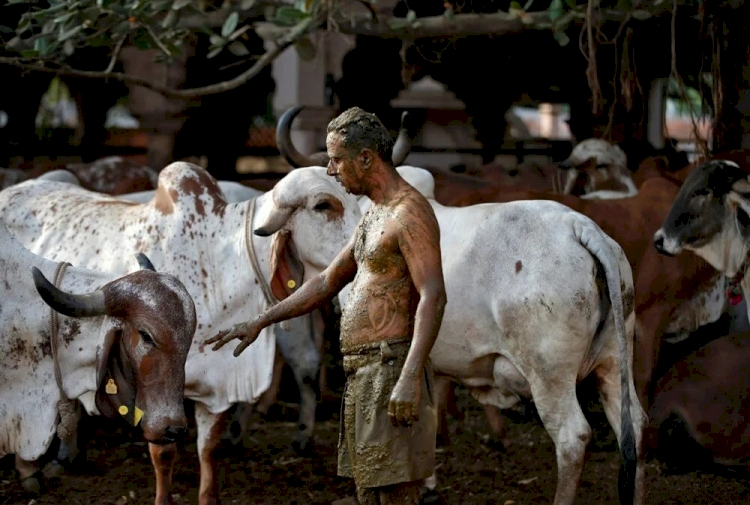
[
  {"xmin": 291, "ymin": 434, "xmax": 314, "ymax": 456},
  {"xmin": 419, "ymin": 487, "xmax": 441, "ymax": 505},
  {"xmin": 42, "ymin": 459, "xmax": 65, "ymax": 479},
  {"xmin": 20, "ymin": 473, "xmax": 44, "ymax": 495}
]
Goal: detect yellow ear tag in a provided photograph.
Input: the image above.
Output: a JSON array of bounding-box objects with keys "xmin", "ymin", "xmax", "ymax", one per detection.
[
  {"xmin": 133, "ymin": 407, "xmax": 144, "ymax": 427},
  {"xmin": 106, "ymin": 379, "xmax": 118, "ymax": 395},
  {"xmin": 287, "ymin": 280, "xmax": 296, "ymax": 289},
  {"xmin": 118, "ymin": 405, "xmax": 129, "ymax": 416}
]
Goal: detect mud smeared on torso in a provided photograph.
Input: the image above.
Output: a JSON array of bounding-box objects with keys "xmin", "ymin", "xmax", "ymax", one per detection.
[{"xmin": 340, "ymin": 204, "xmax": 417, "ymax": 350}]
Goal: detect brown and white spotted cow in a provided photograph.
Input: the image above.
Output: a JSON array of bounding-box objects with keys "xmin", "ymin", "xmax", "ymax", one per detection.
[
  {"xmin": 0, "ymin": 223, "xmax": 196, "ymax": 494},
  {"xmin": 557, "ymin": 138, "xmax": 638, "ymax": 199},
  {"xmin": 0, "ymin": 162, "xmax": 361, "ymax": 505}
]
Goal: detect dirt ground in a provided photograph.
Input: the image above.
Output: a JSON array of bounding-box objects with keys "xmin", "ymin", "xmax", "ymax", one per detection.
[{"xmin": 2, "ymin": 386, "xmax": 749, "ymax": 505}]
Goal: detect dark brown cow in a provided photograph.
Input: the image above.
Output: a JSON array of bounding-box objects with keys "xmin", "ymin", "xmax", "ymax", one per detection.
[{"xmin": 645, "ymin": 332, "xmax": 750, "ymax": 468}]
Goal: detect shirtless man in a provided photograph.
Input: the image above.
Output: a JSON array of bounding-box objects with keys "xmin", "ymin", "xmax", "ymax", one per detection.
[{"xmin": 207, "ymin": 107, "xmax": 447, "ymax": 504}]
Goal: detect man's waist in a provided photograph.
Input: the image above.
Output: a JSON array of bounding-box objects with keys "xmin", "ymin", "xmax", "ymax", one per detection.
[{"xmin": 341, "ymin": 337, "xmax": 411, "ymax": 356}]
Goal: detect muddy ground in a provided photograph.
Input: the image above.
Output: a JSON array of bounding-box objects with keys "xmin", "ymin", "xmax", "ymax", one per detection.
[{"xmin": 2, "ymin": 384, "xmax": 749, "ymax": 505}]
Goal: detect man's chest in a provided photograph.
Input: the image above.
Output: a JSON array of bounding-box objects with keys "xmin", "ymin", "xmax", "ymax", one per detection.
[{"xmin": 354, "ymin": 211, "xmax": 401, "ymax": 266}]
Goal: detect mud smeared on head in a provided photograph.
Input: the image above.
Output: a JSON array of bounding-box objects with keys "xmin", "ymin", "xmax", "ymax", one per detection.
[{"xmin": 327, "ymin": 107, "xmax": 394, "ymax": 164}]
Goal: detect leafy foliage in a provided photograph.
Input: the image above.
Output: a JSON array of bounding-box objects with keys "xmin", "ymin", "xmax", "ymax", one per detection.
[{"xmin": 0, "ymin": 0, "xmax": 319, "ymax": 64}]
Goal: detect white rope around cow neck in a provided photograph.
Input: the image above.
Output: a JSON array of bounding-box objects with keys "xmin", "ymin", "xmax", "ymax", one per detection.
[
  {"xmin": 245, "ymin": 198, "xmax": 276, "ymax": 307},
  {"xmin": 50, "ymin": 261, "xmax": 78, "ymax": 442}
]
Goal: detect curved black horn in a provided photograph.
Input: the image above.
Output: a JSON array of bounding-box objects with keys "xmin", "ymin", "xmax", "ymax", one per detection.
[
  {"xmin": 392, "ymin": 111, "xmax": 412, "ymax": 166},
  {"xmin": 31, "ymin": 266, "xmax": 107, "ymax": 318},
  {"xmin": 135, "ymin": 252, "xmax": 156, "ymax": 271},
  {"xmin": 277, "ymin": 106, "xmax": 324, "ymax": 168}
]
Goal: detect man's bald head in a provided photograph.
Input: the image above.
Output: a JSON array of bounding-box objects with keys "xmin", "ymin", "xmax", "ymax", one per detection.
[{"xmin": 327, "ymin": 107, "xmax": 393, "ymax": 164}]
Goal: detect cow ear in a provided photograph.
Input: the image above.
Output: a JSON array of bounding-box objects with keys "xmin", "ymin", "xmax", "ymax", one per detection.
[
  {"xmin": 727, "ymin": 191, "xmax": 750, "ymax": 243},
  {"xmin": 731, "ymin": 178, "xmax": 750, "ymax": 194},
  {"xmin": 269, "ymin": 230, "xmax": 305, "ymax": 301},
  {"xmin": 254, "ymin": 205, "xmax": 293, "ymax": 237},
  {"xmin": 94, "ymin": 319, "xmax": 138, "ymax": 424}
]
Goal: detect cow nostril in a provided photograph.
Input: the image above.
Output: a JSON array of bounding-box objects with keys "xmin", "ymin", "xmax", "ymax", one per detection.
[
  {"xmin": 654, "ymin": 235, "xmax": 664, "ymax": 252},
  {"xmin": 165, "ymin": 426, "xmax": 189, "ymax": 441}
]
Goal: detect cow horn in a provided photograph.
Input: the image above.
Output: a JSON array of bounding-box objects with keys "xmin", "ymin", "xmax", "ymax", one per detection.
[
  {"xmin": 278, "ymin": 106, "xmax": 412, "ymax": 168},
  {"xmin": 392, "ymin": 111, "xmax": 411, "ymax": 166},
  {"xmin": 31, "ymin": 266, "xmax": 107, "ymax": 318},
  {"xmin": 278, "ymin": 106, "xmax": 324, "ymax": 168},
  {"xmin": 135, "ymin": 252, "xmax": 156, "ymax": 271}
]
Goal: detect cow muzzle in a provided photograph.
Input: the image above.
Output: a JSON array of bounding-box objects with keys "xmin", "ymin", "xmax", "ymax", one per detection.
[{"xmin": 653, "ymin": 229, "xmax": 679, "ymax": 256}]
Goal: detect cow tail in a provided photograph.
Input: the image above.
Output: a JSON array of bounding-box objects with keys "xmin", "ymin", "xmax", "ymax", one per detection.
[{"xmin": 575, "ymin": 220, "xmax": 637, "ymax": 505}]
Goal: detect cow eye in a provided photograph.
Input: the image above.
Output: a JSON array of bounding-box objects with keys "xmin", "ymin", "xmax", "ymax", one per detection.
[
  {"xmin": 139, "ymin": 330, "xmax": 155, "ymax": 346},
  {"xmin": 314, "ymin": 201, "xmax": 332, "ymax": 212}
]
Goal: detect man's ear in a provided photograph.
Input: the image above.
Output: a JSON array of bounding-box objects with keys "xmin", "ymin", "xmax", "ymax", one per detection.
[{"xmin": 358, "ymin": 149, "xmax": 374, "ymax": 169}]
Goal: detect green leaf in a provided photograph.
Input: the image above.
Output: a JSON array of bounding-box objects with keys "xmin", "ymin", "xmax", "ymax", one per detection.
[
  {"xmin": 0, "ymin": 25, "xmax": 14, "ymax": 34},
  {"xmin": 172, "ymin": 0, "xmax": 191, "ymax": 10},
  {"xmin": 241, "ymin": 0, "xmax": 256, "ymax": 9},
  {"xmin": 565, "ymin": 0, "xmax": 576, "ymax": 7},
  {"xmin": 293, "ymin": 35, "xmax": 316, "ymax": 61},
  {"xmin": 443, "ymin": 7, "xmax": 454, "ymax": 19},
  {"xmin": 209, "ymin": 34, "xmax": 226, "ymax": 47},
  {"xmin": 509, "ymin": 1, "xmax": 522, "ymax": 9},
  {"xmin": 273, "ymin": 7, "xmax": 308, "ymax": 26},
  {"xmin": 34, "ymin": 37, "xmax": 49, "ymax": 54},
  {"xmin": 207, "ymin": 46, "xmax": 223, "ymax": 59},
  {"xmin": 54, "ymin": 12, "xmax": 76, "ymax": 24},
  {"xmin": 227, "ymin": 40, "xmax": 249, "ymax": 56},
  {"xmin": 15, "ymin": 16, "xmax": 30, "ymax": 34},
  {"xmin": 58, "ymin": 25, "xmax": 82, "ymax": 42},
  {"xmin": 63, "ymin": 39, "xmax": 75, "ymax": 56},
  {"xmin": 631, "ymin": 10, "xmax": 652, "ymax": 20},
  {"xmin": 388, "ymin": 18, "xmax": 409, "ymax": 30},
  {"xmin": 162, "ymin": 9, "xmax": 178, "ymax": 28},
  {"xmin": 553, "ymin": 29, "xmax": 570, "ymax": 46},
  {"xmin": 406, "ymin": 10, "xmax": 416, "ymax": 23},
  {"xmin": 222, "ymin": 12, "xmax": 239, "ymax": 37},
  {"xmin": 20, "ymin": 49, "xmax": 40, "ymax": 58},
  {"xmin": 548, "ymin": 0, "xmax": 563, "ymax": 21}
]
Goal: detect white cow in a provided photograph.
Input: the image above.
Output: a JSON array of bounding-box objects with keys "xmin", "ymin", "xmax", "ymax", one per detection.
[
  {"xmin": 0, "ymin": 223, "xmax": 196, "ymax": 493},
  {"xmin": 122, "ymin": 180, "xmax": 262, "ymax": 204},
  {"xmin": 0, "ymin": 162, "xmax": 360, "ymax": 505},
  {"xmin": 350, "ymin": 166, "xmax": 647, "ymax": 504}
]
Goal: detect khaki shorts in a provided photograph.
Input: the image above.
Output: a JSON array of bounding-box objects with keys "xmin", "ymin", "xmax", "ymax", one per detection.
[{"xmin": 338, "ymin": 339, "xmax": 437, "ymax": 489}]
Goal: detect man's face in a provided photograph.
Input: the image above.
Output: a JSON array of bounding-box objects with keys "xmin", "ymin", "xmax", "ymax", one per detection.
[{"xmin": 326, "ymin": 132, "xmax": 365, "ymax": 195}]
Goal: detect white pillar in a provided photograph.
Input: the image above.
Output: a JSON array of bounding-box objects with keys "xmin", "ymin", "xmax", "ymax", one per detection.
[
  {"xmin": 647, "ymin": 78, "xmax": 666, "ymax": 149},
  {"xmin": 539, "ymin": 103, "xmax": 560, "ymax": 139}
]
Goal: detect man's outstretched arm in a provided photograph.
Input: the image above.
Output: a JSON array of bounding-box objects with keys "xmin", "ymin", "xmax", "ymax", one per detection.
[
  {"xmin": 206, "ymin": 236, "xmax": 358, "ymax": 356},
  {"xmin": 389, "ymin": 196, "xmax": 447, "ymax": 426}
]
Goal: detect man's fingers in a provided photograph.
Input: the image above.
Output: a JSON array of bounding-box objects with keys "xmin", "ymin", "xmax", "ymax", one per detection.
[
  {"xmin": 388, "ymin": 401, "xmax": 399, "ymax": 427},
  {"xmin": 233, "ymin": 338, "xmax": 251, "ymax": 357},
  {"xmin": 210, "ymin": 331, "xmax": 237, "ymax": 351},
  {"xmin": 204, "ymin": 330, "xmax": 228, "ymax": 346}
]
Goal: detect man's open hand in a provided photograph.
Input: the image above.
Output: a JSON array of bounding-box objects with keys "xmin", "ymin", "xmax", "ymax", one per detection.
[
  {"xmin": 388, "ymin": 373, "xmax": 421, "ymax": 427},
  {"xmin": 205, "ymin": 318, "xmax": 263, "ymax": 357}
]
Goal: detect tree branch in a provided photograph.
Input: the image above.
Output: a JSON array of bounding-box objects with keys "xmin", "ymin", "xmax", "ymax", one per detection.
[
  {"xmin": 104, "ymin": 34, "xmax": 127, "ymax": 74},
  {"xmin": 0, "ymin": 15, "xmax": 321, "ymax": 98},
  {"xmin": 255, "ymin": 3, "xmax": 677, "ymax": 41}
]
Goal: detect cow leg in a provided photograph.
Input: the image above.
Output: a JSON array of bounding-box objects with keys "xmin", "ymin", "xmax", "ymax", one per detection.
[
  {"xmin": 15, "ymin": 455, "xmax": 43, "ymax": 494},
  {"xmin": 276, "ymin": 315, "xmax": 321, "ymax": 455},
  {"xmin": 432, "ymin": 375, "xmax": 453, "ymax": 447},
  {"xmin": 255, "ymin": 348, "xmax": 285, "ymax": 416},
  {"xmin": 531, "ymin": 384, "xmax": 591, "ymax": 505},
  {"xmin": 149, "ymin": 442, "xmax": 178, "ymax": 505},
  {"xmin": 595, "ymin": 357, "xmax": 647, "ymax": 505},
  {"xmin": 195, "ymin": 402, "xmax": 230, "ymax": 505}
]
